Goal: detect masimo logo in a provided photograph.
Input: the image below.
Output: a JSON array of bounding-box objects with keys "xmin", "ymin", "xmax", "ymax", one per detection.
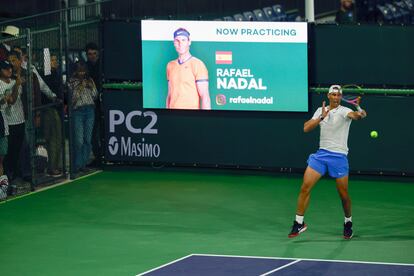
[
  {"xmin": 107, "ymin": 110, "xmax": 161, "ymax": 158},
  {"xmin": 108, "ymin": 136, "xmax": 119, "ymax": 155}
]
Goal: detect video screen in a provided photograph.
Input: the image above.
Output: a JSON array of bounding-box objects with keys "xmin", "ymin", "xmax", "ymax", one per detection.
[{"xmin": 142, "ymin": 20, "xmax": 308, "ymax": 112}]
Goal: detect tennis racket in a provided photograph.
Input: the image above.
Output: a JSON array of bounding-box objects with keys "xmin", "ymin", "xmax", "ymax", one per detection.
[
  {"xmin": 342, "ymin": 94, "xmax": 361, "ymax": 107},
  {"xmin": 341, "ymin": 84, "xmax": 365, "ymax": 115}
]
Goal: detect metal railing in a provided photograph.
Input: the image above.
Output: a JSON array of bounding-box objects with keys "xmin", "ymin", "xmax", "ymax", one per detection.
[
  {"xmin": 0, "ymin": 1, "xmax": 111, "ymax": 28},
  {"xmin": 0, "ymin": 1, "xmax": 108, "ymax": 201}
]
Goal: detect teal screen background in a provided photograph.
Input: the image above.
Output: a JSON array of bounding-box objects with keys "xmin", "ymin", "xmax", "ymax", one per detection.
[{"xmin": 142, "ymin": 41, "xmax": 308, "ymax": 111}]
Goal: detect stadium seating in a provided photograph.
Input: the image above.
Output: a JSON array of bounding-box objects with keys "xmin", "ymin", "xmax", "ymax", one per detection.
[
  {"xmin": 215, "ymin": 0, "xmax": 413, "ymax": 24},
  {"xmin": 394, "ymin": 0, "xmax": 414, "ymax": 23},
  {"xmin": 219, "ymin": 3, "xmax": 290, "ymax": 22},
  {"xmin": 272, "ymin": 4, "xmax": 288, "ymax": 21},
  {"xmin": 377, "ymin": 4, "xmax": 395, "ymax": 23},
  {"xmin": 387, "ymin": 3, "xmax": 404, "ymax": 22},
  {"xmin": 253, "ymin": 9, "xmax": 268, "ymax": 21},
  {"xmin": 376, "ymin": 0, "xmax": 414, "ymax": 24},
  {"xmin": 243, "ymin": 11, "xmax": 256, "ymax": 21},
  {"xmin": 404, "ymin": 0, "xmax": 414, "ymax": 10},
  {"xmin": 262, "ymin": 7, "xmax": 278, "ymax": 21},
  {"xmin": 363, "ymin": 0, "xmax": 414, "ymax": 24},
  {"xmin": 233, "ymin": 13, "xmax": 245, "ymax": 21}
]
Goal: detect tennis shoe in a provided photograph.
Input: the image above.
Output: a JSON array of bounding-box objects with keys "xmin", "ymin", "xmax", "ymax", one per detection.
[
  {"xmin": 0, "ymin": 175, "xmax": 9, "ymax": 200},
  {"xmin": 288, "ymin": 220, "xmax": 307, "ymax": 238},
  {"xmin": 343, "ymin": 221, "xmax": 353, "ymax": 239}
]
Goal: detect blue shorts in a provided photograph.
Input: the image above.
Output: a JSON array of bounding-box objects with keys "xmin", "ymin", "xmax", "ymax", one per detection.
[{"xmin": 307, "ymin": 149, "xmax": 349, "ymax": 179}]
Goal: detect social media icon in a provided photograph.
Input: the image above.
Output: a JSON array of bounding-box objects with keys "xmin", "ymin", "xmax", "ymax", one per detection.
[{"xmin": 216, "ymin": 94, "xmax": 226, "ymax": 105}]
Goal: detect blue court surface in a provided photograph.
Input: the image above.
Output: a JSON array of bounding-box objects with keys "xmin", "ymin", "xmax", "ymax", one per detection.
[{"xmin": 137, "ymin": 254, "xmax": 414, "ymax": 276}]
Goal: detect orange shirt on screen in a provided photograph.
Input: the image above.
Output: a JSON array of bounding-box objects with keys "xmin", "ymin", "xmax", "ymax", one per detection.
[{"xmin": 166, "ymin": 57, "xmax": 208, "ymax": 109}]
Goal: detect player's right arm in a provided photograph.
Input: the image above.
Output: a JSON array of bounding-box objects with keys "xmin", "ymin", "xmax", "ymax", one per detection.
[
  {"xmin": 166, "ymin": 62, "xmax": 172, "ymax": 108},
  {"xmin": 347, "ymin": 108, "xmax": 367, "ymax": 120},
  {"xmin": 304, "ymin": 101, "xmax": 330, "ymax": 133},
  {"xmin": 166, "ymin": 81, "xmax": 171, "ymax": 108}
]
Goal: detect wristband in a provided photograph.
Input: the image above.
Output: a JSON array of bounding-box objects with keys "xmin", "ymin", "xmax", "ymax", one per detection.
[{"xmin": 356, "ymin": 106, "xmax": 366, "ymax": 118}]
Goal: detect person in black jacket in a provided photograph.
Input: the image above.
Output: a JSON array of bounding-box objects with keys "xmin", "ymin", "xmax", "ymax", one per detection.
[
  {"xmin": 85, "ymin": 42, "xmax": 102, "ymax": 167},
  {"xmin": 335, "ymin": 0, "xmax": 356, "ymax": 24},
  {"xmin": 42, "ymin": 54, "xmax": 63, "ymax": 176}
]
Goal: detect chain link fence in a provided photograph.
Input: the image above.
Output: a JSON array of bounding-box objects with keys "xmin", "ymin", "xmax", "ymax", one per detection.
[{"xmin": 0, "ymin": 2, "xmax": 106, "ymax": 201}]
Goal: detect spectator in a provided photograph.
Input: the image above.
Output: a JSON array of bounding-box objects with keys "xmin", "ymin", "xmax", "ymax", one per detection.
[
  {"xmin": 0, "ymin": 25, "xmax": 19, "ymax": 62},
  {"xmin": 85, "ymin": 42, "xmax": 102, "ymax": 167},
  {"xmin": 13, "ymin": 46, "xmax": 28, "ymax": 68},
  {"xmin": 8, "ymin": 49, "xmax": 57, "ymax": 182},
  {"xmin": 5, "ymin": 50, "xmax": 26, "ymax": 183},
  {"xmin": 68, "ymin": 61, "xmax": 97, "ymax": 173},
  {"xmin": 0, "ymin": 60, "xmax": 21, "ymax": 198},
  {"xmin": 85, "ymin": 43, "xmax": 100, "ymax": 90},
  {"xmin": 42, "ymin": 54, "xmax": 63, "ymax": 176},
  {"xmin": 335, "ymin": 0, "xmax": 356, "ymax": 24},
  {"xmin": 12, "ymin": 48, "xmax": 57, "ymax": 118}
]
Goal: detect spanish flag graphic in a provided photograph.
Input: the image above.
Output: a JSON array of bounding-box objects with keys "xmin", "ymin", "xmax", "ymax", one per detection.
[{"xmin": 215, "ymin": 51, "xmax": 232, "ymax": 64}]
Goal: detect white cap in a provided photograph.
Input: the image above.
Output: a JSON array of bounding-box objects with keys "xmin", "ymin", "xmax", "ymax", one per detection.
[
  {"xmin": 328, "ymin": 84, "xmax": 342, "ymax": 94},
  {"xmin": 36, "ymin": 145, "xmax": 48, "ymax": 160},
  {"xmin": 2, "ymin": 25, "xmax": 19, "ymax": 37}
]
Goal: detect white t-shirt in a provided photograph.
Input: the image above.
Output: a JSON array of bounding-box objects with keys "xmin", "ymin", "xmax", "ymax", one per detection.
[
  {"xmin": 312, "ymin": 105, "xmax": 353, "ymax": 155},
  {"xmin": 0, "ymin": 79, "xmax": 14, "ymax": 136},
  {"xmin": 4, "ymin": 85, "xmax": 24, "ymax": 125}
]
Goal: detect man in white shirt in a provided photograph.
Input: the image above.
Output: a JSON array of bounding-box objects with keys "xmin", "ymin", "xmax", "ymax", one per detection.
[
  {"xmin": 0, "ymin": 60, "xmax": 21, "ymax": 199},
  {"xmin": 288, "ymin": 85, "xmax": 367, "ymax": 240},
  {"xmin": 6, "ymin": 50, "xmax": 56, "ymax": 182},
  {"xmin": 0, "ymin": 25, "xmax": 19, "ymax": 62}
]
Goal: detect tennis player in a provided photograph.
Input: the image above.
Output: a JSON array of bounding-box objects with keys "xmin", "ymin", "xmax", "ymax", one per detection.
[
  {"xmin": 288, "ymin": 85, "xmax": 367, "ymax": 240},
  {"xmin": 166, "ymin": 28, "xmax": 211, "ymax": 110}
]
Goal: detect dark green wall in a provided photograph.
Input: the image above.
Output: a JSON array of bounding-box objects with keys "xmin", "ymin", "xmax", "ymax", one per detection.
[
  {"xmin": 104, "ymin": 90, "xmax": 414, "ymax": 175},
  {"xmin": 310, "ymin": 24, "xmax": 414, "ymax": 86}
]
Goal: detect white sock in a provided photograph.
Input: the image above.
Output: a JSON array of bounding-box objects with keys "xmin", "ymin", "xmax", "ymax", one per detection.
[
  {"xmin": 295, "ymin": 215, "xmax": 304, "ymax": 224},
  {"xmin": 345, "ymin": 216, "xmax": 352, "ymax": 223}
]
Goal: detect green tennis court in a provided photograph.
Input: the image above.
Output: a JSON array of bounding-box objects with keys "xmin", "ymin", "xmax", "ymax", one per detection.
[{"xmin": 1, "ymin": 169, "xmax": 413, "ymax": 275}]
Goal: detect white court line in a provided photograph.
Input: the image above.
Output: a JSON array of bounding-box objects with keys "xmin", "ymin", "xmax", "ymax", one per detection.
[
  {"xmin": 192, "ymin": 253, "xmax": 414, "ymax": 267},
  {"xmin": 260, "ymin": 259, "xmax": 302, "ymax": 276},
  {"xmin": 135, "ymin": 253, "xmax": 413, "ymax": 276},
  {"xmin": 136, "ymin": 254, "xmax": 194, "ymax": 276},
  {"xmin": 0, "ymin": 171, "xmax": 102, "ymax": 205}
]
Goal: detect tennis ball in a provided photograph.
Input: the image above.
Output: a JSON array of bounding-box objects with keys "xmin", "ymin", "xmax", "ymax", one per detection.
[{"xmin": 370, "ymin": 131, "xmax": 378, "ymax": 138}]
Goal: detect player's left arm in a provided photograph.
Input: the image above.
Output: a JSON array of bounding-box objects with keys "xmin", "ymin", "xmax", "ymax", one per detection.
[
  {"xmin": 166, "ymin": 63, "xmax": 171, "ymax": 108},
  {"xmin": 195, "ymin": 60, "xmax": 211, "ymax": 110},
  {"xmin": 347, "ymin": 107, "xmax": 367, "ymax": 121},
  {"xmin": 166, "ymin": 81, "xmax": 171, "ymax": 108},
  {"xmin": 196, "ymin": 81, "xmax": 211, "ymax": 110}
]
